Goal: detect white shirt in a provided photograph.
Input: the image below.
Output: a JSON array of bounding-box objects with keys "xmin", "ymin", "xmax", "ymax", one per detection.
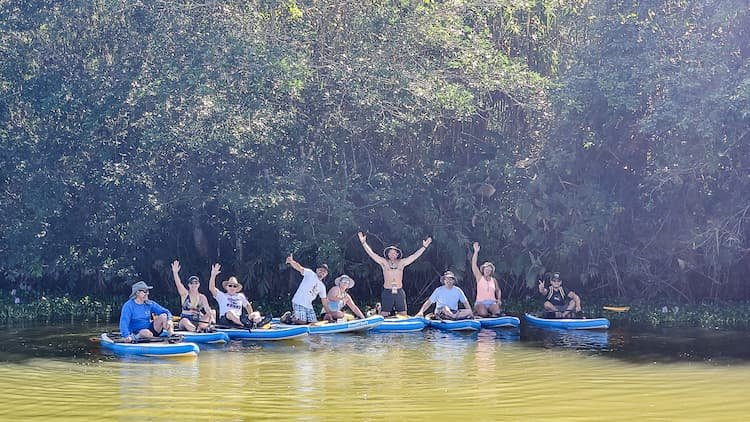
[
  {"xmin": 292, "ymin": 268, "xmax": 327, "ymax": 309},
  {"xmin": 215, "ymin": 290, "xmax": 249, "ymax": 317}
]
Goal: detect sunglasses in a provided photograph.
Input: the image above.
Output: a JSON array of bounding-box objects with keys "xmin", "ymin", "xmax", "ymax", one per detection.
[
  {"xmin": 226, "ymin": 284, "xmax": 239, "ymax": 288},
  {"xmin": 188, "ymin": 281, "xmax": 200, "ymax": 284},
  {"xmin": 138, "ymin": 290, "xmax": 149, "ymax": 294}
]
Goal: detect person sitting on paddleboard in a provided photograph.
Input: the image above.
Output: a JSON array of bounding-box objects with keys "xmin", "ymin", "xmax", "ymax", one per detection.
[
  {"xmin": 358, "ymin": 231, "xmax": 432, "ymax": 317},
  {"xmin": 415, "ymin": 271, "xmax": 474, "ymax": 320},
  {"xmin": 471, "ymin": 242, "xmax": 503, "ymax": 318},
  {"xmin": 119, "ymin": 281, "xmax": 175, "ymax": 342},
  {"xmin": 280, "ymin": 255, "xmax": 332, "ymax": 325},
  {"xmin": 538, "ymin": 272, "xmax": 581, "ymax": 318},
  {"xmin": 323, "ymin": 275, "xmax": 366, "ymax": 322},
  {"xmin": 208, "ymin": 263, "xmax": 271, "ymax": 329},
  {"xmin": 171, "ymin": 260, "xmax": 216, "ymax": 332}
]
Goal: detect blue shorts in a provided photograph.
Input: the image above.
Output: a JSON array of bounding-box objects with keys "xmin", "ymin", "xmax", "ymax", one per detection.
[
  {"xmin": 293, "ymin": 303, "xmax": 318, "ymax": 323},
  {"xmin": 476, "ymin": 300, "xmax": 497, "ymax": 307}
]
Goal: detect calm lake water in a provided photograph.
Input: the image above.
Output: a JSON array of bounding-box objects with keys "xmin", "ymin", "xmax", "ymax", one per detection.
[{"xmin": 0, "ymin": 322, "xmax": 749, "ymax": 421}]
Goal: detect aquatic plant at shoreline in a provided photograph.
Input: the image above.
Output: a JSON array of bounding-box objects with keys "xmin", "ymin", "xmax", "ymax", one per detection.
[{"xmin": 0, "ymin": 295, "xmax": 114, "ymax": 323}]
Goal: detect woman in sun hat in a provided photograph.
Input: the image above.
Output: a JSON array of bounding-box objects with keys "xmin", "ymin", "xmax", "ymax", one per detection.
[
  {"xmin": 171, "ymin": 260, "xmax": 216, "ymax": 332},
  {"xmin": 471, "ymin": 242, "xmax": 503, "ymax": 317},
  {"xmin": 324, "ymin": 275, "xmax": 366, "ymax": 321},
  {"xmin": 119, "ymin": 280, "xmax": 174, "ymax": 342},
  {"xmin": 415, "ymin": 271, "xmax": 473, "ymax": 320},
  {"xmin": 208, "ymin": 263, "xmax": 270, "ymax": 328}
]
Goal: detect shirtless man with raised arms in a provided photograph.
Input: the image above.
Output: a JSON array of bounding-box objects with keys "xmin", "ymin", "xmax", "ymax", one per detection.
[{"xmin": 358, "ymin": 231, "xmax": 432, "ymax": 316}]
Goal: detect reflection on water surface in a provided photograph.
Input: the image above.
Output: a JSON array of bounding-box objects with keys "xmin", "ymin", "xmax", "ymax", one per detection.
[{"xmin": 0, "ymin": 322, "xmax": 749, "ymax": 421}]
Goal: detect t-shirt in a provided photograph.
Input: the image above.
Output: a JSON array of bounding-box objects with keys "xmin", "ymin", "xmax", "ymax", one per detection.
[
  {"xmin": 291, "ymin": 268, "xmax": 327, "ymax": 309},
  {"xmin": 429, "ymin": 286, "xmax": 469, "ymax": 311},
  {"xmin": 215, "ymin": 290, "xmax": 250, "ymax": 317},
  {"xmin": 119, "ymin": 299, "xmax": 172, "ymax": 338}
]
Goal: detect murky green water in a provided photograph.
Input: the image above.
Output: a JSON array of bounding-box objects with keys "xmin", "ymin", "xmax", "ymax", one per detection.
[{"xmin": 0, "ymin": 323, "xmax": 749, "ymax": 421}]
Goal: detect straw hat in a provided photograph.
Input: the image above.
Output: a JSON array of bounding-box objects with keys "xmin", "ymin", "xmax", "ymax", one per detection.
[
  {"xmin": 334, "ymin": 275, "xmax": 355, "ymax": 288},
  {"xmin": 479, "ymin": 262, "xmax": 495, "ymax": 274},
  {"xmin": 383, "ymin": 246, "xmax": 402, "ymax": 258},
  {"xmin": 222, "ymin": 277, "xmax": 243, "ymax": 290},
  {"xmin": 440, "ymin": 271, "xmax": 457, "ymax": 284}
]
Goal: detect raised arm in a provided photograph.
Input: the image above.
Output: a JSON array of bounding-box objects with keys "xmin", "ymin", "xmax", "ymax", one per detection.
[
  {"xmin": 358, "ymin": 232, "xmax": 388, "ymax": 265},
  {"xmin": 471, "ymin": 242, "xmax": 482, "ymax": 281},
  {"xmin": 208, "ymin": 263, "xmax": 221, "ymax": 297},
  {"xmin": 171, "ymin": 260, "xmax": 188, "ymax": 298},
  {"xmin": 285, "ymin": 254, "xmax": 306, "ymax": 275},
  {"xmin": 400, "ymin": 237, "xmax": 432, "ymax": 267}
]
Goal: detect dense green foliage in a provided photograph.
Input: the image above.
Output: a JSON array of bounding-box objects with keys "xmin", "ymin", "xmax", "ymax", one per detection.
[{"xmin": 1, "ymin": 0, "xmax": 748, "ymax": 307}]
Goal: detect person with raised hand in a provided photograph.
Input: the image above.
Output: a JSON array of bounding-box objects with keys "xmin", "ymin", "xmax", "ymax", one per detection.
[
  {"xmin": 358, "ymin": 231, "xmax": 432, "ymax": 316},
  {"xmin": 119, "ymin": 281, "xmax": 174, "ymax": 342},
  {"xmin": 470, "ymin": 242, "xmax": 503, "ymax": 317},
  {"xmin": 280, "ymin": 254, "xmax": 332, "ymax": 325},
  {"xmin": 208, "ymin": 263, "xmax": 270, "ymax": 328},
  {"xmin": 171, "ymin": 260, "xmax": 215, "ymax": 332},
  {"xmin": 538, "ymin": 272, "xmax": 582, "ymax": 318}
]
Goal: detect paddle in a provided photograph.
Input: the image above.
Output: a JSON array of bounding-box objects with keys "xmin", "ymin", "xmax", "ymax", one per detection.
[
  {"xmin": 602, "ymin": 306, "xmax": 630, "ymax": 312},
  {"xmin": 91, "ymin": 333, "xmax": 184, "ymax": 344}
]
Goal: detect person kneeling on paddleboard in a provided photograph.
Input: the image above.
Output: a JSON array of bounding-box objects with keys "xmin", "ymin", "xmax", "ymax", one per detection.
[
  {"xmin": 119, "ymin": 281, "xmax": 175, "ymax": 342},
  {"xmin": 538, "ymin": 272, "xmax": 582, "ymax": 318},
  {"xmin": 322, "ymin": 275, "xmax": 366, "ymax": 322},
  {"xmin": 280, "ymin": 255, "xmax": 332, "ymax": 325}
]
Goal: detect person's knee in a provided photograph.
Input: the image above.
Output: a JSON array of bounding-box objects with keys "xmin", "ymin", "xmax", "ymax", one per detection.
[{"xmin": 137, "ymin": 328, "xmax": 153, "ymax": 338}]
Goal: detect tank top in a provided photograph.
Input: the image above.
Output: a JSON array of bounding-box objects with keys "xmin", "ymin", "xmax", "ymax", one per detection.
[{"xmin": 475, "ymin": 276, "xmax": 497, "ymax": 302}]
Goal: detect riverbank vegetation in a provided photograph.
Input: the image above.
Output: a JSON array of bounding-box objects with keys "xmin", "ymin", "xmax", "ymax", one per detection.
[
  {"xmin": 3, "ymin": 291, "xmax": 750, "ymax": 330},
  {"xmin": 1, "ymin": 1, "xmax": 748, "ymax": 307}
]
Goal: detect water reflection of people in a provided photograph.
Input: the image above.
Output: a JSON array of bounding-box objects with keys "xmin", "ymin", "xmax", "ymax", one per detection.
[
  {"xmin": 117, "ymin": 358, "xmax": 199, "ymax": 414},
  {"xmin": 119, "ymin": 281, "xmax": 174, "ymax": 343},
  {"xmin": 537, "ymin": 272, "xmax": 581, "ymax": 318}
]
